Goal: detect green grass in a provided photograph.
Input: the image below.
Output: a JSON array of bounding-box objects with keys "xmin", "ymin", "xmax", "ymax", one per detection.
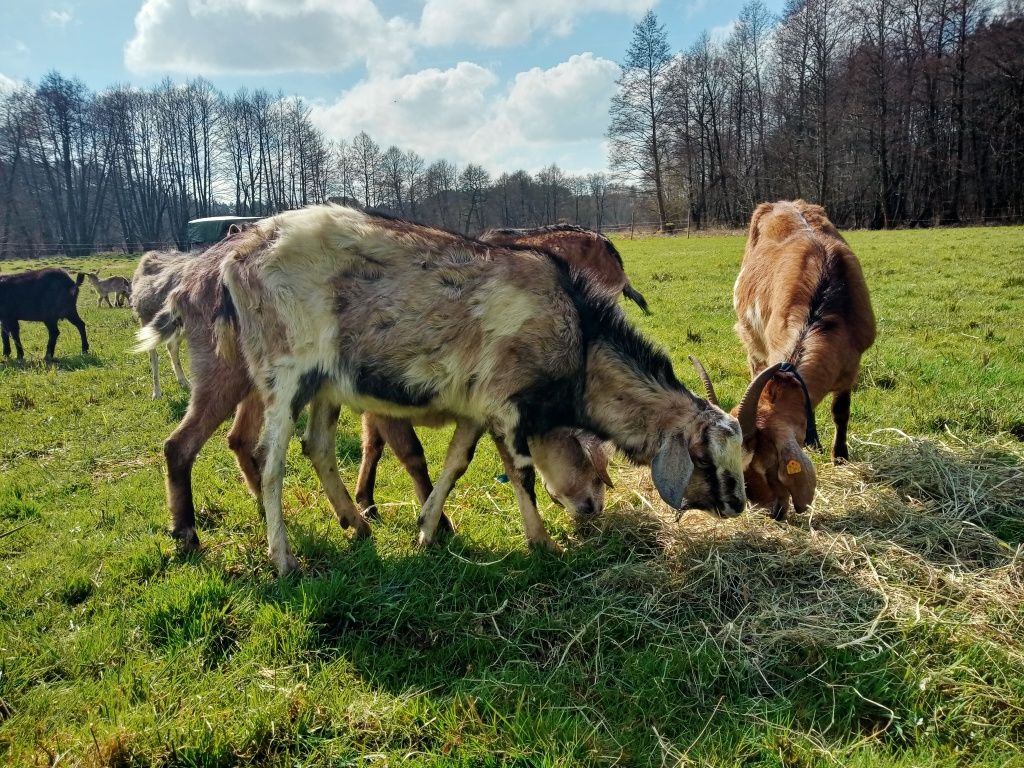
[{"xmin": 1, "ymin": 229, "xmax": 1023, "ymax": 766}]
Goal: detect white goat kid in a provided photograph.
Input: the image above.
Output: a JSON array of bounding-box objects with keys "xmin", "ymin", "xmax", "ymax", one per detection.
[{"xmin": 219, "ymin": 206, "xmax": 748, "ymax": 576}]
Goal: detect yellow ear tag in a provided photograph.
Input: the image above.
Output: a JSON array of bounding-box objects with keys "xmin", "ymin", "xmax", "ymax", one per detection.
[{"xmin": 786, "ymin": 459, "xmax": 802, "ymax": 475}]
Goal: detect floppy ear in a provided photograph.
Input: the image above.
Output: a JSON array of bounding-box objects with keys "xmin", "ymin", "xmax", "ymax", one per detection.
[
  {"xmin": 577, "ymin": 433, "xmax": 614, "ymax": 488},
  {"xmin": 777, "ymin": 439, "xmax": 816, "ymax": 513},
  {"xmin": 651, "ymin": 435, "xmax": 693, "ymax": 510}
]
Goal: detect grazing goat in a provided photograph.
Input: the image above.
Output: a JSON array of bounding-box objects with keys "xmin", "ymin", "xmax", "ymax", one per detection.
[
  {"xmin": 354, "ymin": 224, "xmax": 630, "ymax": 519},
  {"xmin": 217, "ymin": 205, "xmax": 755, "ymax": 575},
  {"xmin": 694, "ymin": 200, "xmax": 876, "ymax": 519},
  {"xmin": 137, "ymin": 240, "xmax": 611, "ymax": 557},
  {"xmin": 81, "ymin": 271, "xmax": 131, "ymax": 308},
  {"xmin": 0, "ymin": 268, "xmax": 89, "ymax": 360},
  {"xmin": 130, "ymin": 250, "xmax": 194, "ymax": 399},
  {"xmin": 480, "ymin": 224, "xmax": 650, "ymax": 314}
]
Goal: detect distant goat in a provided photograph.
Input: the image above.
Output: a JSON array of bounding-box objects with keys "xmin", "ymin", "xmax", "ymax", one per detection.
[
  {"xmin": 137, "ymin": 237, "xmax": 612, "ymax": 558},
  {"xmin": 217, "ymin": 205, "xmax": 755, "ymax": 575},
  {"xmin": 81, "ymin": 271, "xmax": 131, "ymax": 308},
  {"xmin": 693, "ymin": 200, "xmax": 876, "ymax": 519},
  {"xmin": 480, "ymin": 224, "xmax": 650, "ymax": 314},
  {"xmin": 0, "ymin": 268, "xmax": 89, "ymax": 360},
  {"xmin": 130, "ymin": 250, "xmax": 194, "ymax": 398}
]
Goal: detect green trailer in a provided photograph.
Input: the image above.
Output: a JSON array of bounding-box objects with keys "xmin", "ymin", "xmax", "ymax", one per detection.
[{"xmin": 186, "ymin": 216, "xmax": 262, "ymax": 250}]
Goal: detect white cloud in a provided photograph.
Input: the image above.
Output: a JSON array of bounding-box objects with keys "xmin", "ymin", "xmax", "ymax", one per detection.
[
  {"xmin": 309, "ymin": 53, "xmax": 619, "ymax": 173},
  {"xmin": 0, "ymin": 73, "xmax": 21, "ymax": 94},
  {"xmin": 124, "ymin": 0, "xmax": 415, "ymax": 75},
  {"xmin": 417, "ymin": 0, "xmax": 653, "ymax": 47},
  {"xmin": 124, "ymin": 0, "xmax": 651, "ymax": 76},
  {"xmin": 45, "ymin": 9, "xmax": 74, "ymax": 27},
  {"xmin": 686, "ymin": 0, "xmax": 708, "ymax": 18},
  {"xmin": 709, "ymin": 19, "xmax": 736, "ymax": 44}
]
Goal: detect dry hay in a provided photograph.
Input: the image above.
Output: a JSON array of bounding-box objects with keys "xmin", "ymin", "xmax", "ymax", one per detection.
[{"xmin": 578, "ymin": 430, "xmax": 1024, "ymax": 731}]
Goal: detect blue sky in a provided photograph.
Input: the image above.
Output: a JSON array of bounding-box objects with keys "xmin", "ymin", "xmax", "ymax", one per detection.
[{"xmin": 0, "ymin": 0, "xmax": 784, "ymax": 173}]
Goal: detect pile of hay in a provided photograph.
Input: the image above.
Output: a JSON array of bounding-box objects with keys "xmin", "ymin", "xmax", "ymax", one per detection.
[{"xmin": 585, "ymin": 429, "xmax": 1024, "ymax": 743}]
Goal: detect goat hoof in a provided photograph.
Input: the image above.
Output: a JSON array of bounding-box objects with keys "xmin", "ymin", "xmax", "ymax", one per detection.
[
  {"xmin": 438, "ymin": 513, "xmax": 455, "ymax": 534},
  {"xmin": 172, "ymin": 527, "xmax": 201, "ymax": 552},
  {"xmin": 529, "ymin": 536, "xmax": 563, "ymax": 555},
  {"xmin": 360, "ymin": 504, "xmax": 381, "ymax": 521},
  {"xmin": 273, "ymin": 552, "xmax": 300, "ymax": 576},
  {"xmin": 417, "ymin": 530, "xmax": 436, "ymax": 548},
  {"xmin": 352, "ymin": 516, "xmax": 372, "ymax": 539}
]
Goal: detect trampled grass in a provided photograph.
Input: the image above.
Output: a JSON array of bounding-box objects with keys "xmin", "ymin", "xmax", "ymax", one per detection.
[{"xmin": 1, "ymin": 227, "xmax": 1023, "ymax": 766}]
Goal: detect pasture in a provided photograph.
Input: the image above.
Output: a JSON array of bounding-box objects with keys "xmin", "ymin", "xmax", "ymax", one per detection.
[{"xmin": 1, "ymin": 226, "xmax": 1023, "ymax": 766}]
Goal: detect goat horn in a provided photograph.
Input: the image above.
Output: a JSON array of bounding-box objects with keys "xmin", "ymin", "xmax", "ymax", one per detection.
[
  {"xmin": 688, "ymin": 356, "xmax": 719, "ymax": 406},
  {"xmin": 736, "ymin": 363, "xmax": 785, "ymax": 439}
]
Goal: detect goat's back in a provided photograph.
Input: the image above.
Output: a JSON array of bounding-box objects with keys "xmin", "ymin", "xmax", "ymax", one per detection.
[
  {"xmin": 225, "ymin": 206, "xmax": 588, "ymax": 419},
  {"xmin": 0, "ymin": 268, "xmax": 80, "ymax": 321},
  {"xmin": 480, "ymin": 225, "xmax": 627, "ymax": 298},
  {"xmin": 131, "ymin": 250, "xmax": 194, "ymax": 323},
  {"xmin": 735, "ymin": 201, "xmax": 876, "ymax": 372}
]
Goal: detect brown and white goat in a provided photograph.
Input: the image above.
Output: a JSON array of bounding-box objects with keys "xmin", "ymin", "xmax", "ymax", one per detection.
[
  {"xmin": 217, "ymin": 205, "xmax": 759, "ymax": 575},
  {"xmin": 353, "ymin": 224, "xmax": 633, "ymax": 518},
  {"xmin": 81, "ymin": 271, "xmax": 131, "ymax": 308},
  {"xmin": 137, "ymin": 238, "xmax": 612, "ymax": 556},
  {"xmin": 480, "ymin": 224, "xmax": 650, "ymax": 314},
  {"xmin": 131, "ymin": 250, "xmax": 193, "ymax": 399},
  {"xmin": 694, "ymin": 200, "xmax": 875, "ymax": 519}
]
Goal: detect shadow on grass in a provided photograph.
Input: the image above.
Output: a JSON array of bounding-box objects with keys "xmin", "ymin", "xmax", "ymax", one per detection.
[{"xmin": 0, "ymin": 351, "xmax": 104, "ymax": 371}]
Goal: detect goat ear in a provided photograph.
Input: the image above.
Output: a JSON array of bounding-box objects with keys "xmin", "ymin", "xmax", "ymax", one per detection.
[
  {"xmin": 777, "ymin": 439, "xmax": 816, "ymax": 513},
  {"xmin": 651, "ymin": 435, "xmax": 693, "ymax": 510},
  {"xmin": 577, "ymin": 433, "xmax": 614, "ymax": 488}
]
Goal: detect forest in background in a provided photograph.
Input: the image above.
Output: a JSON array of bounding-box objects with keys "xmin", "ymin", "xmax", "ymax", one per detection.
[{"xmin": 0, "ymin": 0, "xmax": 1021, "ymax": 257}]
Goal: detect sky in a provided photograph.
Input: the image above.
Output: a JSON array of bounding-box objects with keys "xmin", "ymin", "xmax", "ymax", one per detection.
[{"xmin": 0, "ymin": 0, "xmax": 784, "ymax": 174}]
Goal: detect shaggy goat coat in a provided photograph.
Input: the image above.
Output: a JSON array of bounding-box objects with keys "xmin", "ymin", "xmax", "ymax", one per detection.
[{"xmin": 218, "ymin": 205, "xmax": 744, "ymax": 575}]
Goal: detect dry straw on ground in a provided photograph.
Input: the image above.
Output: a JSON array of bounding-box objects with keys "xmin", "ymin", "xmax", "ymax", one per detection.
[{"xmin": 576, "ymin": 429, "xmax": 1024, "ymax": 747}]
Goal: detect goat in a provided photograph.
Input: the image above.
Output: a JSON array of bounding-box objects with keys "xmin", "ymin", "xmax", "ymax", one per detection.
[
  {"xmin": 81, "ymin": 271, "xmax": 131, "ymax": 308},
  {"xmin": 130, "ymin": 250, "xmax": 194, "ymax": 399},
  {"xmin": 217, "ymin": 205, "xmax": 761, "ymax": 575},
  {"xmin": 0, "ymin": 268, "xmax": 89, "ymax": 360},
  {"xmin": 137, "ymin": 240, "xmax": 612, "ymax": 557},
  {"xmin": 693, "ymin": 200, "xmax": 876, "ymax": 519},
  {"xmin": 480, "ymin": 224, "xmax": 650, "ymax": 314},
  {"xmin": 353, "ymin": 224, "xmax": 631, "ymax": 520}
]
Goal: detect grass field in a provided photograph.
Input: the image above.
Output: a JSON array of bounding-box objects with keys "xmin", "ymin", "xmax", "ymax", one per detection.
[{"xmin": 1, "ymin": 227, "xmax": 1023, "ymax": 766}]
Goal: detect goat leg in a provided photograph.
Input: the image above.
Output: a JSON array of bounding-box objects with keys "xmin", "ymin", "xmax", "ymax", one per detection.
[
  {"xmin": 300, "ymin": 393, "xmax": 371, "ymax": 538},
  {"xmin": 831, "ymin": 390, "xmax": 852, "ymax": 464},
  {"xmin": 417, "ymin": 419, "xmax": 483, "ymax": 547},
  {"xmin": 494, "ymin": 433, "xmax": 561, "ymax": 553}
]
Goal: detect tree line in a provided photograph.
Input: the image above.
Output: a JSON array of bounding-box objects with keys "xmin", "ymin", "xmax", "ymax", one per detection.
[
  {"xmin": 2, "ymin": 0, "xmax": 1021, "ymax": 258},
  {"xmin": 0, "ymin": 74, "xmax": 632, "ymax": 258},
  {"xmin": 610, "ymin": 1, "xmax": 1024, "ymax": 229}
]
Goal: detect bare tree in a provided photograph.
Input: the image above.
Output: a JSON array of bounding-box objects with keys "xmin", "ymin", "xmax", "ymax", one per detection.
[{"xmin": 608, "ymin": 10, "xmax": 673, "ymax": 227}]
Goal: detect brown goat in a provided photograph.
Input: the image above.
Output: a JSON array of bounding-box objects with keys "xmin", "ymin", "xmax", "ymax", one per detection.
[
  {"xmin": 137, "ymin": 240, "xmax": 612, "ymax": 556},
  {"xmin": 694, "ymin": 200, "xmax": 875, "ymax": 519},
  {"xmin": 480, "ymin": 224, "xmax": 650, "ymax": 314}
]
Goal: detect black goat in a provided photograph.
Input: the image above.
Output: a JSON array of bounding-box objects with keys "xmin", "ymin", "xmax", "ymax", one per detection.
[{"xmin": 0, "ymin": 268, "xmax": 89, "ymax": 360}]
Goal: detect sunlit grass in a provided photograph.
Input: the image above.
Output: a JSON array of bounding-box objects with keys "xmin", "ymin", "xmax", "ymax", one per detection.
[{"xmin": 1, "ymin": 228, "xmax": 1023, "ymax": 766}]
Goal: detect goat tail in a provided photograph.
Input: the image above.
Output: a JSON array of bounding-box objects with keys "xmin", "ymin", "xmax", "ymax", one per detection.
[
  {"xmin": 213, "ymin": 279, "xmax": 240, "ymax": 364},
  {"xmin": 134, "ymin": 295, "xmax": 182, "ymax": 354},
  {"xmin": 622, "ymin": 282, "xmax": 651, "ymax": 315},
  {"xmin": 75, "ymin": 271, "xmax": 86, "ymax": 287}
]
